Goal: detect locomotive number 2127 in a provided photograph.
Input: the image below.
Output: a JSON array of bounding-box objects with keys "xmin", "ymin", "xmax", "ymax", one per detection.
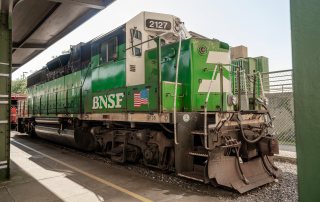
[{"xmin": 146, "ymin": 19, "xmax": 171, "ymax": 30}]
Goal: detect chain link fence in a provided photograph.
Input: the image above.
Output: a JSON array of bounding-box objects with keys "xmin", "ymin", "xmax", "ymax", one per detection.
[
  {"xmin": 235, "ymin": 69, "xmax": 296, "ymax": 159},
  {"xmin": 261, "ymin": 70, "xmax": 295, "ymax": 158}
]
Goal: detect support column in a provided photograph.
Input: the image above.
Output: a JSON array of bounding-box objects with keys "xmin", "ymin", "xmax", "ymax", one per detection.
[
  {"xmin": 291, "ymin": 0, "xmax": 320, "ymax": 201},
  {"xmin": 0, "ymin": 1, "xmax": 12, "ymax": 180}
]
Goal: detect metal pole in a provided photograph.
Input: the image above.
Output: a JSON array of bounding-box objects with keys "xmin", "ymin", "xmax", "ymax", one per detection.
[
  {"xmin": 173, "ymin": 32, "xmax": 182, "ymax": 145},
  {"xmin": 0, "ymin": 1, "xmax": 12, "ymax": 180},
  {"xmin": 291, "ymin": 0, "xmax": 320, "ymax": 201},
  {"xmin": 242, "ymin": 70, "xmax": 249, "ymax": 109},
  {"xmin": 252, "ymin": 70, "xmax": 256, "ymax": 110},
  {"xmin": 236, "ymin": 68, "xmax": 241, "ymax": 111},
  {"xmin": 203, "ymin": 64, "xmax": 217, "ymax": 150},
  {"xmin": 219, "ymin": 65, "xmax": 224, "ymax": 111},
  {"xmin": 157, "ymin": 37, "xmax": 162, "ymax": 113}
]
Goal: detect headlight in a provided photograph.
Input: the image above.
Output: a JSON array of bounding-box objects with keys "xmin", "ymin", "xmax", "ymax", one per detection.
[
  {"xmin": 256, "ymin": 97, "xmax": 269, "ymax": 106},
  {"xmin": 227, "ymin": 94, "xmax": 238, "ymax": 106}
]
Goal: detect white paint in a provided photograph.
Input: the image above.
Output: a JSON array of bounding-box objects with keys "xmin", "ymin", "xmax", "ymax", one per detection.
[
  {"xmin": 0, "ymin": 160, "xmax": 7, "ymax": 164},
  {"xmin": 0, "ymin": 73, "xmax": 9, "ymax": 77},
  {"xmin": 125, "ymin": 12, "xmax": 183, "ymax": 86},
  {"xmin": 98, "ymin": 96, "xmax": 108, "ymax": 109},
  {"xmin": 198, "ymin": 64, "xmax": 231, "ymax": 94},
  {"xmin": 107, "ymin": 94, "xmax": 116, "ymax": 108},
  {"xmin": 206, "ymin": 51, "xmax": 230, "ymax": 65},
  {"xmin": 92, "ymin": 92, "xmax": 124, "ymax": 109},
  {"xmin": 92, "ymin": 96, "xmax": 99, "ymax": 109},
  {"xmin": 183, "ymin": 114, "xmax": 190, "ymax": 122},
  {"xmin": 115, "ymin": 93, "xmax": 124, "ymax": 108},
  {"xmin": 198, "ymin": 51, "xmax": 232, "ymax": 93},
  {"xmin": 0, "ymin": 62, "xmax": 9, "ymax": 66},
  {"xmin": 0, "ymin": 165, "xmax": 7, "ymax": 169},
  {"xmin": 198, "ymin": 76, "xmax": 231, "ymax": 93}
]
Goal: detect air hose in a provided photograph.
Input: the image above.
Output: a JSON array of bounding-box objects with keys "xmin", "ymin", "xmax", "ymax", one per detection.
[{"xmin": 236, "ymin": 113, "xmax": 266, "ymax": 144}]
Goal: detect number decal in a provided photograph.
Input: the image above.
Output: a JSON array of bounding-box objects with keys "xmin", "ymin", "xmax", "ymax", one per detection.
[
  {"xmin": 146, "ymin": 19, "xmax": 172, "ymax": 30},
  {"xmin": 147, "ymin": 114, "xmax": 157, "ymax": 121},
  {"xmin": 163, "ymin": 22, "xmax": 168, "ymax": 29},
  {"xmin": 149, "ymin": 20, "xmax": 154, "ymax": 28}
]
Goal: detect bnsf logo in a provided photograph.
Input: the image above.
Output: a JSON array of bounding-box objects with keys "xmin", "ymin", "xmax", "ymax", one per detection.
[{"xmin": 92, "ymin": 93, "xmax": 124, "ymax": 109}]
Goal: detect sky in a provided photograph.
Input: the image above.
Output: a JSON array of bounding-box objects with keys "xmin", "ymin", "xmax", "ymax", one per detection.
[{"xmin": 12, "ymin": 0, "xmax": 291, "ymax": 79}]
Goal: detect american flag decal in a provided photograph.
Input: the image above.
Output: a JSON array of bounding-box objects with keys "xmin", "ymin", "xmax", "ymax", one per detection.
[{"xmin": 134, "ymin": 88, "xmax": 149, "ymax": 107}]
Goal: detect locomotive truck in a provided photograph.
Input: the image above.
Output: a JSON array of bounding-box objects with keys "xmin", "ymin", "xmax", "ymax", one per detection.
[{"xmin": 17, "ymin": 11, "xmax": 280, "ymax": 193}]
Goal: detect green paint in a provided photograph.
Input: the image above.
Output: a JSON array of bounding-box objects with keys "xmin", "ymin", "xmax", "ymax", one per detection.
[
  {"xmin": 0, "ymin": 11, "xmax": 12, "ymax": 180},
  {"xmin": 91, "ymin": 44, "xmax": 126, "ymax": 92},
  {"xmin": 231, "ymin": 56, "xmax": 269, "ymax": 96},
  {"xmin": 291, "ymin": 0, "xmax": 320, "ymax": 201},
  {"xmin": 91, "ymin": 59, "xmax": 126, "ymax": 92},
  {"xmin": 28, "ymin": 67, "xmax": 84, "ymax": 116},
  {"xmin": 161, "ymin": 82, "xmax": 183, "ymax": 112},
  {"xmin": 26, "ymin": 42, "xmax": 127, "ymax": 116},
  {"xmin": 88, "ymin": 88, "xmax": 127, "ymax": 113},
  {"xmin": 127, "ymin": 84, "xmax": 158, "ymax": 112},
  {"xmin": 190, "ymin": 39, "xmax": 230, "ymax": 111},
  {"xmin": 145, "ymin": 38, "xmax": 230, "ymax": 112},
  {"xmin": 27, "ymin": 37, "xmax": 233, "ymax": 117}
]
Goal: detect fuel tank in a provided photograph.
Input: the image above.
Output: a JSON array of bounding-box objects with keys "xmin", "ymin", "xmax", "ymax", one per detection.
[
  {"xmin": 34, "ymin": 118, "xmax": 96, "ymax": 151},
  {"xmin": 35, "ymin": 125, "xmax": 79, "ymax": 148}
]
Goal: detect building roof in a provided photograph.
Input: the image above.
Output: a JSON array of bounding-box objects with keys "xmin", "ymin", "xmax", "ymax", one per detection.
[{"xmin": 10, "ymin": 0, "xmax": 115, "ymax": 71}]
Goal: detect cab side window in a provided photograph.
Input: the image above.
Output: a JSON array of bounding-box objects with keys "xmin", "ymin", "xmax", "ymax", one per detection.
[
  {"xmin": 130, "ymin": 29, "xmax": 142, "ymax": 56},
  {"xmin": 100, "ymin": 37, "xmax": 118, "ymax": 64}
]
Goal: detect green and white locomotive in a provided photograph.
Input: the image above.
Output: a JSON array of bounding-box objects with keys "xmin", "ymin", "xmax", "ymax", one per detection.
[{"xmin": 17, "ymin": 11, "xmax": 280, "ymax": 193}]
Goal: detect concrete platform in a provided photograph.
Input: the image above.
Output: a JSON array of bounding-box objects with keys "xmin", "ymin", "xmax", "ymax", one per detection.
[
  {"xmin": 275, "ymin": 145, "xmax": 297, "ymax": 163},
  {"xmin": 0, "ymin": 134, "xmax": 224, "ymax": 202}
]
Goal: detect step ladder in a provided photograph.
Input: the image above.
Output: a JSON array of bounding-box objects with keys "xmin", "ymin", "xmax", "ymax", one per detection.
[
  {"xmin": 177, "ymin": 66, "xmax": 220, "ymax": 182},
  {"xmin": 177, "ymin": 123, "xmax": 212, "ymax": 182}
]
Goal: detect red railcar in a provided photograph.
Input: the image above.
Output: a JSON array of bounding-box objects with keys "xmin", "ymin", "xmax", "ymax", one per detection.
[{"xmin": 11, "ymin": 94, "xmax": 27, "ymax": 129}]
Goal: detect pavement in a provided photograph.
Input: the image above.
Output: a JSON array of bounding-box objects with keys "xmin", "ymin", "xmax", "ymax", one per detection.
[
  {"xmin": 279, "ymin": 144, "xmax": 296, "ymax": 152},
  {"xmin": 0, "ymin": 134, "xmax": 223, "ymax": 202},
  {"xmin": 0, "ymin": 133, "xmax": 296, "ymax": 202}
]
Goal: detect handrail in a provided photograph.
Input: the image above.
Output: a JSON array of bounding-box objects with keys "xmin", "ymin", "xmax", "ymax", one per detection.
[
  {"xmin": 241, "ymin": 70, "xmax": 249, "ymax": 109},
  {"xmin": 261, "ymin": 74, "xmax": 292, "ymax": 79},
  {"xmin": 260, "ymin": 69, "xmax": 292, "ymax": 75},
  {"xmin": 158, "ymin": 37, "xmax": 162, "ymax": 114},
  {"xmin": 237, "ymin": 68, "xmax": 241, "ymax": 111},
  {"xmin": 264, "ymin": 78, "xmax": 292, "ymax": 83},
  {"xmin": 173, "ymin": 31, "xmax": 183, "ymax": 145},
  {"xmin": 257, "ymin": 72, "xmax": 265, "ymax": 98},
  {"xmin": 203, "ymin": 64, "xmax": 218, "ymax": 150},
  {"xmin": 260, "ymin": 83, "xmax": 292, "ymax": 88}
]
